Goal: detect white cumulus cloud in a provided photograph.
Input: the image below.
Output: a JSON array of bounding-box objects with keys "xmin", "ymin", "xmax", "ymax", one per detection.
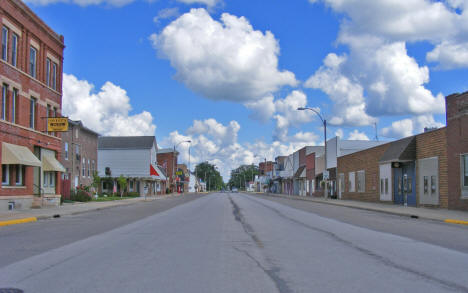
[
  {"xmin": 380, "ymin": 114, "xmax": 444, "ymax": 138},
  {"xmin": 348, "ymin": 130, "xmax": 369, "ymax": 141},
  {"xmin": 62, "ymin": 74, "xmax": 156, "ymax": 136},
  {"xmin": 151, "ymin": 8, "xmax": 297, "ymax": 102}
]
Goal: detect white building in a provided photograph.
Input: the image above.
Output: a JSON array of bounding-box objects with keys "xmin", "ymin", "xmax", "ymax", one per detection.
[{"xmin": 98, "ymin": 136, "xmax": 166, "ymax": 196}]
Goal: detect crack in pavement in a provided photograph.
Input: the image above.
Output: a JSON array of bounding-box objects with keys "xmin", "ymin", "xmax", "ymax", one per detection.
[
  {"xmin": 242, "ymin": 194, "xmax": 468, "ymax": 293},
  {"xmin": 229, "ymin": 195, "xmax": 293, "ymax": 293}
]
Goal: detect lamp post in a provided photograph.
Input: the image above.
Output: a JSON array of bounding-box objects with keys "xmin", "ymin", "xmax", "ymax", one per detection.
[
  {"xmin": 173, "ymin": 140, "xmax": 191, "ymax": 193},
  {"xmin": 297, "ymin": 106, "xmax": 328, "ymax": 199}
]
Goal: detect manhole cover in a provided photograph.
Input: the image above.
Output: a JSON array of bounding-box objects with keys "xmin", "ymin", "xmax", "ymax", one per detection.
[{"xmin": 0, "ymin": 289, "xmax": 24, "ymax": 293}]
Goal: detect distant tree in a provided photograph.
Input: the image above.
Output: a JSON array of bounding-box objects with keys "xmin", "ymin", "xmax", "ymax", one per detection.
[
  {"xmin": 194, "ymin": 162, "xmax": 224, "ymax": 191},
  {"xmin": 117, "ymin": 175, "xmax": 127, "ymax": 198},
  {"xmin": 228, "ymin": 165, "xmax": 259, "ymax": 190}
]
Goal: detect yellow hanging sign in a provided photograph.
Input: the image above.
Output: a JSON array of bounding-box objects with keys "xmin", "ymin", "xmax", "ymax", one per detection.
[{"xmin": 47, "ymin": 118, "xmax": 68, "ymax": 132}]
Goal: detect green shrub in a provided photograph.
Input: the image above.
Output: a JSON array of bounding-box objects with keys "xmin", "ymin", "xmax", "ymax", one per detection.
[
  {"xmin": 166, "ymin": 188, "xmax": 170, "ymax": 194},
  {"xmin": 127, "ymin": 192, "xmax": 140, "ymax": 197}
]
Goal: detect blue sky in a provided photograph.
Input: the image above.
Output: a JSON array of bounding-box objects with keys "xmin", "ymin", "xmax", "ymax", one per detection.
[{"xmin": 28, "ymin": 0, "xmax": 468, "ymax": 179}]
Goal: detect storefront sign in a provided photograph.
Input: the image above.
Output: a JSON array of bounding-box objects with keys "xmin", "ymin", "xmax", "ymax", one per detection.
[{"xmin": 47, "ymin": 118, "xmax": 68, "ymax": 132}]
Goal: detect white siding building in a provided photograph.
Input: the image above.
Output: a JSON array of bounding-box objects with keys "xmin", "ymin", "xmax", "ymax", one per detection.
[{"xmin": 98, "ymin": 136, "xmax": 166, "ymax": 196}]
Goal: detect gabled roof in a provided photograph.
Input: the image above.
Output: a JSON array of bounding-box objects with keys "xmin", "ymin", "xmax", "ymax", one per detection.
[
  {"xmin": 69, "ymin": 120, "xmax": 100, "ymax": 136},
  {"xmin": 98, "ymin": 136, "xmax": 156, "ymax": 150},
  {"xmin": 379, "ymin": 136, "xmax": 416, "ymax": 163}
]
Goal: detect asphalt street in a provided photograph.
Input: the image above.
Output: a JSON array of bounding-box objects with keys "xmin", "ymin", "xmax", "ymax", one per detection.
[{"xmin": 1, "ymin": 192, "xmax": 468, "ymax": 293}]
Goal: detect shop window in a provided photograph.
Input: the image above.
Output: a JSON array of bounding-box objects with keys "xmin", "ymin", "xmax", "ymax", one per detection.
[
  {"xmin": 385, "ymin": 178, "xmax": 388, "ymax": 194},
  {"xmin": 431, "ymin": 176, "xmax": 436, "ymax": 195},
  {"xmin": 348, "ymin": 172, "xmax": 355, "ymax": 192},
  {"xmin": 407, "ymin": 177, "xmax": 413, "ymax": 193},
  {"xmin": 357, "ymin": 170, "xmax": 365, "ymax": 193},
  {"xmin": 463, "ymin": 154, "xmax": 468, "ymax": 189},
  {"xmin": 44, "ymin": 172, "xmax": 55, "ymax": 187},
  {"xmin": 2, "ymin": 165, "xmax": 9, "ymax": 185},
  {"xmin": 380, "ymin": 179, "xmax": 384, "ymax": 194},
  {"xmin": 423, "ymin": 176, "xmax": 428, "ymax": 195},
  {"xmin": 15, "ymin": 165, "xmax": 23, "ymax": 186}
]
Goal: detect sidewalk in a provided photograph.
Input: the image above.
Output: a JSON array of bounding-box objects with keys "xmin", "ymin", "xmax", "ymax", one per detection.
[
  {"xmin": 0, "ymin": 193, "xmax": 189, "ymax": 226},
  {"xmin": 257, "ymin": 192, "xmax": 468, "ymax": 225}
]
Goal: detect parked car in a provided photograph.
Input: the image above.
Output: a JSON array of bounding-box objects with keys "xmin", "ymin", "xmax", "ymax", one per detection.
[{"xmin": 231, "ymin": 187, "xmax": 238, "ymax": 193}]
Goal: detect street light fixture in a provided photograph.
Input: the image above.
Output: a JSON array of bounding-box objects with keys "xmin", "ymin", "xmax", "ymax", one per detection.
[
  {"xmin": 297, "ymin": 106, "xmax": 328, "ymax": 199},
  {"xmin": 173, "ymin": 140, "xmax": 191, "ymax": 193}
]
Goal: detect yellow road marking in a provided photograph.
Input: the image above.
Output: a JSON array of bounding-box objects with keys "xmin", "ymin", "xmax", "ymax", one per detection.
[
  {"xmin": 444, "ymin": 219, "xmax": 468, "ymax": 226},
  {"xmin": 0, "ymin": 217, "xmax": 37, "ymax": 227}
]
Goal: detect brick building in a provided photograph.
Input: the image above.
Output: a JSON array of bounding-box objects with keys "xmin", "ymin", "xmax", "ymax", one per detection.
[
  {"xmin": 446, "ymin": 91, "xmax": 468, "ymax": 210},
  {"xmin": 0, "ymin": 0, "xmax": 65, "ymax": 210},
  {"xmin": 337, "ymin": 127, "xmax": 449, "ymax": 208},
  {"xmin": 157, "ymin": 148, "xmax": 178, "ymax": 193},
  {"xmin": 259, "ymin": 161, "xmax": 274, "ymax": 175},
  {"xmin": 60, "ymin": 120, "xmax": 99, "ymax": 194}
]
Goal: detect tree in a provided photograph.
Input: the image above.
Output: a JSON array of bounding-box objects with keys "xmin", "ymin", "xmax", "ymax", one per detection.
[
  {"xmin": 228, "ymin": 165, "xmax": 259, "ymax": 190},
  {"xmin": 91, "ymin": 171, "xmax": 101, "ymax": 195},
  {"xmin": 117, "ymin": 175, "xmax": 127, "ymax": 198},
  {"xmin": 194, "ymin": 162, "xmax": 224, "ymax": 191}
]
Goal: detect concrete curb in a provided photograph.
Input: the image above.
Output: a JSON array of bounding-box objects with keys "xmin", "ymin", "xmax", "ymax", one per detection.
[
  {"xmin": 1, "ymin": 193, "xmax": 205, "ymax": 225},
  {"xmin": 254, "ymin": 192, "xmax": 468, "ymax": 225},
  {"xmin": 444, "ymin": 219, "xmax": 468, "ymax": 226},
  {"xmin": 0, "ymin": 217, "xmax": 37, "ymax": 227}
]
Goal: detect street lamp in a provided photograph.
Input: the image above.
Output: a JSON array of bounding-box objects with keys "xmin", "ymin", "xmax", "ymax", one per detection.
[
  {"xmin": 173, "ymin": 140, "xmax": 191, "ymax": 193},
  {"xmin": 297, "ymin": 106, "xmax": 328, "ymax": 199}
]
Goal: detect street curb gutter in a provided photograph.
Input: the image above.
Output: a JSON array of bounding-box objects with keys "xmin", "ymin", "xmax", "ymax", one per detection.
[
  {"xmin": 256, "ymin": 193, "xmax": 468, "ymax": 226},
  {"xmin": 444, "ymin": 219, "xmax": 468, "ymax": 226},
  {"xmin": 0, "ymin": 217, "xmax": 37, "ymax": 227}
]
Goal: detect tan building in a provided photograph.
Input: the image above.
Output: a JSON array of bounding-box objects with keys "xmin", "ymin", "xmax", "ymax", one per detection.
[{"xmin": 60, "ymin": 120, "xmax": 99, "ymax": 197}]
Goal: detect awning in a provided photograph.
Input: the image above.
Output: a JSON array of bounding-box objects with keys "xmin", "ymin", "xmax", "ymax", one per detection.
[
  {"xmin": 1, "ymin": 142, "xmax": 41, "ymax": 166},
  {"xmin": 379, "ymin": 136, "xmax": 416, "ymax": 163},
  {"xmin": 294, "ymin": 165, "xmax": 306, "ymax": 178},
  {"xmin": 42, "ymin": 153, "xmax": 66, "ymax": 172},
  {"xmin": 150, "ymin": 164, "xmax": 167, "ymax": 181}
]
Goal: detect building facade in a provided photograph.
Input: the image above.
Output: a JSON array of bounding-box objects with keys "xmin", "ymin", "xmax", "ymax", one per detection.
[
  {"xmin": 157, "ymin": 148, "xmax": 178, "ymax": 193},
  {"xmin": 98, "ymin": 136, "xmax": 166, "ymax": 196},
  {"xmin": 0, "ymin": 0, "xmax": 65, "ymax": 210},
  {"xmin": 446, "ymin": 91, "xmax": 468, "ymax": 210},
  {"xmin": 337, "ymin": 127, "xmax": 450, "ymax": 208},
  {"xmin": 60, "ymin": 120, "xmax": 99, "ymax": 195}
]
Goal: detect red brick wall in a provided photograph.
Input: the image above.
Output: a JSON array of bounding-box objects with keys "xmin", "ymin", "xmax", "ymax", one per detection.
[
  {"xmin": 157, "ymin": 152, "xmax": 177, "ymax": 190},
  {"xmin": 415, "ymin": 127, "xmax": 448, "ymax": 208},
  {"xmin": 61, "ymin": 122, "xmax": 98, "ymax": 188},
  {"xmin": 0, "ymin": 0, "xmax": 64, "ymax": 198},
  {"xmin": 337, "ymin": 143, "xmax": 390, "ymax": 202},
  {"xmin": 306, "ymin": 152, "xmax": 315, "ymax": 181},
  {"xmin": 446, "ymin": 91, "xmax": 468, "ymax": 211}
]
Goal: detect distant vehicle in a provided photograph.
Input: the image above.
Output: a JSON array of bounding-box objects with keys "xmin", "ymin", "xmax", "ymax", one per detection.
[{"xmin": 232, "ymin": 187, "xmax": 238, "ymax": 193}]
